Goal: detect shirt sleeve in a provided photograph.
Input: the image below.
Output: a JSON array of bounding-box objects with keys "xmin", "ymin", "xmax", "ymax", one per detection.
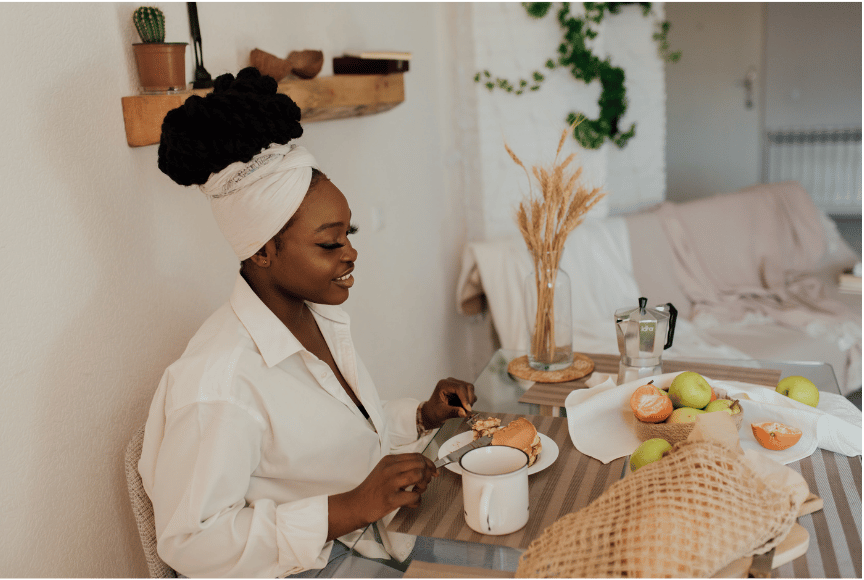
[
  {"xmin": 149, "ymin": 400, "xmax": 332, "ymax": 577},
  {"xmin": 381, "ymin": 397, "xmax": 424, "ymax": 450}
]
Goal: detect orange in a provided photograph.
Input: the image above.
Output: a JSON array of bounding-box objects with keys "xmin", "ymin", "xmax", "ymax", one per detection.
[
  {"xmin": 751, "ymin": 422, "xmax": 802, "ymax": 450},
  {"xmin": 630, "ymin": 384, "xmax": 674, "ymax": 423}
]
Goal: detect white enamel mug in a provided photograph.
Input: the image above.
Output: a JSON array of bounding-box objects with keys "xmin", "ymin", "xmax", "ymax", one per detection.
[{"xmin": 459, "ymin": 446, "xmax": 529, "ymax": 535}]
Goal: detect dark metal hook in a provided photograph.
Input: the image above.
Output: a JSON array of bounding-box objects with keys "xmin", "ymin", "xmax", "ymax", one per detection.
[{"xmin": 187, "ymin": 3, "xmax": 213, "ymax": 89}]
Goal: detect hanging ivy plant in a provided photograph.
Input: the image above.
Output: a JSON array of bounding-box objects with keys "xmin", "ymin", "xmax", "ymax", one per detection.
[{"xmin": 474, "ymin": 2, "xmax": 680, "ymax": 150}]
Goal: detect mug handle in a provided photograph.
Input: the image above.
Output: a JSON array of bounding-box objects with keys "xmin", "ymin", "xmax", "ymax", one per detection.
[{"xmin": 479, "ymin": 484, "xmax": 494, "ymax": 533}]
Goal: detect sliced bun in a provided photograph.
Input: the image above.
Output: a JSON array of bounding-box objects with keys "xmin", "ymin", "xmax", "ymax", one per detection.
[{"xmin": 491, "ymin": 417, "xmax": 542, "ymax": 466}]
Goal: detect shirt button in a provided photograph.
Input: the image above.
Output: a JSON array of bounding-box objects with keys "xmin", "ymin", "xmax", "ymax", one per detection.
[{"xmin": 320, "ymin": 371, "xmax": 328, "ymax": 380}]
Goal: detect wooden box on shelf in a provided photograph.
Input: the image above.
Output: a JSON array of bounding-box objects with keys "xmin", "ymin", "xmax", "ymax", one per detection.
[{"xmin": 121, "ymin": 73, "xmax": 405, "ymax": 147}]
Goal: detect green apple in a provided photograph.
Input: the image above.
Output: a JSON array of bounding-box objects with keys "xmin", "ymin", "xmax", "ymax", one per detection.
[
  {"xmin": 667, "ymin": 407, "xmax": 706, "ymax": 423},
  {"xmin": 704, "ymin": 399, "xmax": 741, "ymax": 415},
  {"xmin": 668, "ymin": 372, "xmax": 713, "ymax": 409},
  {"xmin": 645, "ymin": 381, "xmax": 669, "ymax": 398},
  {"xmin": 776, "ymin": 376, "xmax": 819, "ymax": 407},
  {"xmin": 630, "ymin": 438, "xmax": 672, "ymax": 472}
]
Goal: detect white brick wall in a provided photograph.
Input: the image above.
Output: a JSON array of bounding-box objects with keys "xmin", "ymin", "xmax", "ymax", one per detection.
[{"xmin": 464, "ymin": 2, "xmax": 666, "ymax": 240}]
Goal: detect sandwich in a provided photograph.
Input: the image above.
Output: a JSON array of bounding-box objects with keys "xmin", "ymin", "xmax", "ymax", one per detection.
[{"xmin": 471, "ymin": 416, "xmax": 542, "ymax": 466}]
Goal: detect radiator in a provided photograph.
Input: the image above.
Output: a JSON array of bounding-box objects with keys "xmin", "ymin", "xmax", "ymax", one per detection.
[{"xmin": 763, "ymin": 127, "xmax": 862, "ymax": 215}]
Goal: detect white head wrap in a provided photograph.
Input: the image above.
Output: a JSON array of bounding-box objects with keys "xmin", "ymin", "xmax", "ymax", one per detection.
[{"xmin": 198, "ymin": 143, "xmax": 318, "ymax": 260}]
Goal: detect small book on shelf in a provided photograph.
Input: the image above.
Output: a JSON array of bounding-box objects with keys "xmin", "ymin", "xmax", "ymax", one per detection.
[
  {"xmin": 333, "ymin": 51, "xmax": 411, "ymax": 75},
  {"xmin": 344, "ymin": 50, "xmax": 412, "ymax": 61},
  {"xmin": 838, "ymin": 268, "xmax": 862, "ymax": 294}
]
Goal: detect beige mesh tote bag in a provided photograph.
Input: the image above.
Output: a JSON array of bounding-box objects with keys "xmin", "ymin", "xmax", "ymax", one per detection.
[{"xmin": 516, "ymin": 436, "xmax": 808, "ymax": 578}]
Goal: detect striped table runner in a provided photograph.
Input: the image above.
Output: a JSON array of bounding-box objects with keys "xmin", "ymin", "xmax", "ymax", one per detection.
[
  {"xmin": 518, "ymin": 353, "xmax": 782, "ymax": 408},
  {"xmin": 387, "ymin": 413, "xmax": 625, "ymax": 551},
  {"xmin": 775, "ymin": 450, "xmax": 862, "ymax": 578}
]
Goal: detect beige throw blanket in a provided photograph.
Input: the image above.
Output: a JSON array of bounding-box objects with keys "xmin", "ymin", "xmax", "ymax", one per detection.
[{"xmin": 657, "ymin": 181, "xmax": 860, "ymax": 387}]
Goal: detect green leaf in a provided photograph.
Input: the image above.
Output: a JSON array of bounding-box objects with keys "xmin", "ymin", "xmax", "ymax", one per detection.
[
  {"xmin": 477, "ymin": 1, "xmax": 681, "ymax": 148},
  {"xmin": 523, "ymin": 2, "xmax": 552, "ymax": 18}
]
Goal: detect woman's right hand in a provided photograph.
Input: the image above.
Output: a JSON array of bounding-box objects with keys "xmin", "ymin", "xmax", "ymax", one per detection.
[
  {"xmin": 327, "ymin": 453, "xmax": 437, "ymax": 540},
  {"xmin": 358, "ymin": 453, "xmax": 437, "ymax": 513}
]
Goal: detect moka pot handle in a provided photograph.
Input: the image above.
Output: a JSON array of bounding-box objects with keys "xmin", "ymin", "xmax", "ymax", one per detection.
[{"xmin": 664, "ymin": 303, "xmax": 678, "ymax": 350}]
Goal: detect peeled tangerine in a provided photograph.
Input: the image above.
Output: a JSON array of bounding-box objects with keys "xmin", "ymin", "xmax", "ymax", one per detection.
[
  {"xmin": 751, "ymin": 422, "xmax": 803, "ymax": 451},
  {"xmin": 630, "ymin": 384, "xmax": 674, "ymax": 423}
]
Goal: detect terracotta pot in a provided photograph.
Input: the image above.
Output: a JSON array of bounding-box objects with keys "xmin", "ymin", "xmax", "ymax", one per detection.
[{"xmin": 133, "ymin": 43, "xmax": 188, "ymax": 92}]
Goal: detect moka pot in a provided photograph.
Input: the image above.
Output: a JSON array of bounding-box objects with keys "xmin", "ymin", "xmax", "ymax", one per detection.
[{"xmin": 614, "ymin": 297, "xmax": 678, "ymax": 385}]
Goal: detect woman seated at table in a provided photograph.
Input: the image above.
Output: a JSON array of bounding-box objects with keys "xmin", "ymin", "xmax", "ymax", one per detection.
[{"xmin": 138, "ymin": 67, "xmax": 476, "ymax": 578}]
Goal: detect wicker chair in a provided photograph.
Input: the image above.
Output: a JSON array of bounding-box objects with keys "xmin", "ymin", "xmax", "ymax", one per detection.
[{"xmin": 124, "ymin": 424, "xmax": 177, "ymax": 578}]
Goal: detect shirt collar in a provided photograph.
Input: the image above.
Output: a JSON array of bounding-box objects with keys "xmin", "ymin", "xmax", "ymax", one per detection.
[{"xmin": 229, "ymin": 273, "xmax": 350, "ymax": 368}]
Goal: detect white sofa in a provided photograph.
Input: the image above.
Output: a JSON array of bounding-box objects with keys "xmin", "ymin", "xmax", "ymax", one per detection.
[{"xmin": 457, "ymin": 181, "xmax": 862, "ymax": 395}]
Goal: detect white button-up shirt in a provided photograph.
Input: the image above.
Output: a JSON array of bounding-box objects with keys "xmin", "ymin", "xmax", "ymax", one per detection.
[{"xmin": 139, "ymin": 274, "xmax": 423, "ymax": 577}]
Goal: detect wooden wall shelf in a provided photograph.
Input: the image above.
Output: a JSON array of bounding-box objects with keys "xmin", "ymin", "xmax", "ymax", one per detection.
[{"xmin": 121, "ymin": 73, "xmax": 405, "ymax": 147}]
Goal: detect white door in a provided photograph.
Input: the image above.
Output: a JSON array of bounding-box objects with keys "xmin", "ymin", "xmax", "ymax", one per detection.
[{"xmin": 664, "ymin": 2, "xmax": 764, "ymax": 202}]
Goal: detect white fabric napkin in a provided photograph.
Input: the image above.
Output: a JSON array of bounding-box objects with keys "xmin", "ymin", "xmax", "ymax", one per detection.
[
  {"xmin": 565, "ymin": 372, "xmax": 862, "ymax": 465},
  {"xmin": 718, "ymin": 379, "xmax": 861, "ymax": 464}
]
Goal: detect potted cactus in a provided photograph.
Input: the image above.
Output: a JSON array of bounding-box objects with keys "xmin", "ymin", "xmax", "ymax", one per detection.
[{"xmin": 131, "ymin": 6, "xmax": 188, "ymax": 93}]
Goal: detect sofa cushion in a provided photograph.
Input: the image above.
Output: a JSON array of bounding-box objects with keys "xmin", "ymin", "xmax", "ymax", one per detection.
[
  {"xmin": 624, "ymin": 208, "xmax": 692, "ymax": 320},
  {"xmin": 700, "ymin": 322, "xmax": 860, "ymax": 395}
]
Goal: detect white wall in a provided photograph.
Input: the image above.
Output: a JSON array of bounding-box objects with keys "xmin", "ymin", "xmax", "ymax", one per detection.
[
  {"xmin": 0, "ymin": 3, "xmax": 469, "ymax": 576},
  {"xmin": 764, "ymin": 2, "xmax": 862, "ymax": 129},
  {"xmin": 465, "ymin": 3, "xmax": 667, "ymax": 234}
]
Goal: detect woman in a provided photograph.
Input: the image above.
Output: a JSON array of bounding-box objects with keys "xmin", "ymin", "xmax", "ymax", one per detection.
[{"xmin": 139, "ymin": 68, "xmax": 476, "ymax": 578}]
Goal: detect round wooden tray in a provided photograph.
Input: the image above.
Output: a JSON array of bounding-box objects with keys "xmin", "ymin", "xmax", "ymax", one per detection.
[{"xmin": 507, "ymin": 353, "xmax": 595, "ymax": 383}]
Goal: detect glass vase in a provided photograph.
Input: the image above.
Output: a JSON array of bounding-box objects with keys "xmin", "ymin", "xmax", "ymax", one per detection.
[{"xmin": 523, "ymin": 262, "xmax": 573, "ymax": 371}]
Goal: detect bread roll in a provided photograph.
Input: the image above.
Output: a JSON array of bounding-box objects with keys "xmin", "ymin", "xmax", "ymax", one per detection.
[{"xmin": 472, "ymin": 417, "xmax": 542, "ymax": 466}]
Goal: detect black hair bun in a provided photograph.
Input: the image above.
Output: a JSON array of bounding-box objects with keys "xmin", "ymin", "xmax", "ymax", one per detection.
[{"xmin": 158, "ymin": 67, "xmax": 303, "ymax": 186}]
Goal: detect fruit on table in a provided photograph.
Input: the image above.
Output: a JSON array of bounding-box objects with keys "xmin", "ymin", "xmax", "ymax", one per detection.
[
  {"xmin": 630, "ymin": 384, "xmax": 674, "ymax": 423},
  {"xmin": 668, "ymin": 372, "xmax": 713, "ymax": 409},
  {"xmin": 776, "ymin": 375, "xmax": 820, "ymax": 407},
  {"xmin": 752, "ymin": 421, "xmax": 803, "ymax": 450},
  {"xmin": 704, "ymin": 398, "xmax": 741, "ymax": 415},
  {"xmin": 667, "ymin": 407, "xmax": 706, "ymax": 423},
  {"xmin": 630, "ymin": 438, "xmax": 672, "ymax": 471}
]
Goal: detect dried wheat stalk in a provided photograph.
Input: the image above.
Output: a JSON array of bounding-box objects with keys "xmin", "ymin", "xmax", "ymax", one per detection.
[{"xmin": 507, "ymin": 121, "xmax": 606, "ymax": 363}]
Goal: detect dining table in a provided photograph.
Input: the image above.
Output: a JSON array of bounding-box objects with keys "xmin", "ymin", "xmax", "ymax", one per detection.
[{"xmin": 318, "ymin": 350, "xmax": 861, "ymax": 578}]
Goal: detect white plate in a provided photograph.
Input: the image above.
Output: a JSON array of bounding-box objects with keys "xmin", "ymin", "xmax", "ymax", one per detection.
[{"xmin": 437, "ymin": 431, "xmax": 559, "ymax": 475}]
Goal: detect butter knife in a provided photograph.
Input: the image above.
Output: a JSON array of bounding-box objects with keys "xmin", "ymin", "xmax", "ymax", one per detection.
[{"xmin": 434, "ymin": 435, "xmax": 493, "ymax": 468}]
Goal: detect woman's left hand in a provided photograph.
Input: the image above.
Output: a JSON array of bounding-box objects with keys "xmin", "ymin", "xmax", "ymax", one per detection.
[{"xmin": 420, "ymin": 377, "xmax": 477, "ymax": 430}]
